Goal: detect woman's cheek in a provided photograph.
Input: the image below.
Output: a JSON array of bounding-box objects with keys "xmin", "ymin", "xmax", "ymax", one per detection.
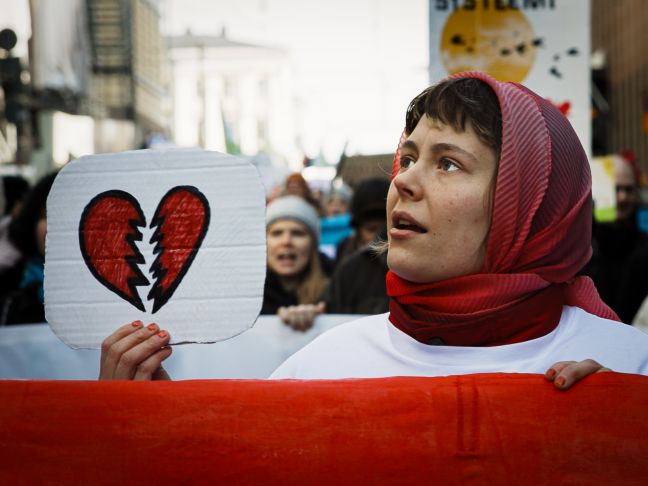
[{"xmin": 36, "ymin": 218, "xmax": 47, "ymax": 256}]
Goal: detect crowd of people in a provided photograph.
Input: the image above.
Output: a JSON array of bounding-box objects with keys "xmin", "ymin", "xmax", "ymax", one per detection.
[
  {"xmin": 100, "ymin": 72, "xmax": 648, "ymax": 386},
  {"xmin": 4, "ymin": 73, "xmax": 648, "ymax": 393},
  {"xmin": 259, "ymin": 146, "xmax": 648, "ymax": 334},
  {"xmin": 3, "ymin": 113, "xmax": 648, "ymax": 334},
  {"xmin": 260, "ymin": 174, "xmax": 391, "ymax": 329}
]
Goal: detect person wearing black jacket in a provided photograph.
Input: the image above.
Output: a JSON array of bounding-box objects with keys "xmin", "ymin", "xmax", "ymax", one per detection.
[
  {"xmin": 0, "ymin": 172, "xmax": 57, "ymax": 324},
  {"xmin": 583, "ymin": 153, "xmax": 648, "ymax": 321},
  {"xmin": 324, "ymin": 227, "xmax": 389, "ymax": 315},
  {"xmin": 261, "ymin": 196, "xmax": 330, "ymax": 324}
]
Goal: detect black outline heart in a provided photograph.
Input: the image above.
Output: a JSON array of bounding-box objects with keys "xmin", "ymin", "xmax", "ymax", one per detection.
[{"xmin": 78, "ymin": 186, "xmax": 210, "ymax": 313}]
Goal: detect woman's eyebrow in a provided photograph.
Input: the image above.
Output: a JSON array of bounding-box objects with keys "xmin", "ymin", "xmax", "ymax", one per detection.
[
  {"xmin": 400, "ymin": 140, "xmax": 418, "ymax": 152},
  {"xmin": 430, "ymin": 143, "xmax": 478, "ymax": 163}
]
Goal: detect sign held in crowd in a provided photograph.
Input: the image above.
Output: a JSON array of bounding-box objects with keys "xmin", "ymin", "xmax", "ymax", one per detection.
[{"xmin": 44, "ymin": 149, "xmax": 266, "ymax": 349}]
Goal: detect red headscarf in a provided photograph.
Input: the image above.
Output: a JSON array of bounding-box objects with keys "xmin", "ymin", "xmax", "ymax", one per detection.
[{"xmin": 387, "ymin": 72, "xmax": 618, "ymax": 347}]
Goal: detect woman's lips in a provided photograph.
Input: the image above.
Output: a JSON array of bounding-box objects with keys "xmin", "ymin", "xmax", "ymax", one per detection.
[
  {"xmin": 390, "ymin": 210, "xmax": 427, "ymax": 239},
  {"xmin": 390, "ymin": 227, "xmax": 420, "ymax": 239}
]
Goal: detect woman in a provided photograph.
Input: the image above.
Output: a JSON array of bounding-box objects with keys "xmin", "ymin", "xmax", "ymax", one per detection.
[
  {"xmin": 282, "ymin": 172, "xmax": 323, "ymax": 215},
  {"xmin": 261, "ymin": 195, "xmax": 329, "ymax": 326},
  {"xmin": 0, "ymin": 172, "xmax": 57, "ymax": 324},
  {"xmin": 100, "ymin": 73, "xmax": 642, "ymax": 387}
]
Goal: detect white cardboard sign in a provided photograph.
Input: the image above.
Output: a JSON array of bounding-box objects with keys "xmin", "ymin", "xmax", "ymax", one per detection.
[
  {"xmin": 429, "ymin": 0, "xmax": 591, "ymax": 155},
  {"xmin": 44, "ymin": 148, "xmax": 266, "ymax": 349}
]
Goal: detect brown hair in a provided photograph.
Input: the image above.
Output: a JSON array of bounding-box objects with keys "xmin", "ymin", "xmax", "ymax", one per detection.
[
  {"xmin": 405, "ymin": 77, "xmax": 502, "ymax": 160},
  {"xmin": 296, "ymin": 243, "xmax": 329, "ymax": 305},
  {"xmin": 372, "ymin": 77, "xmax": 503, "ymax": 257}
]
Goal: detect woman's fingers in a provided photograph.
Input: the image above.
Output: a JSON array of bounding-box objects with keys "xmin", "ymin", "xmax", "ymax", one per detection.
[
  {"xmin": 133, "ymin": 347, "xmax": 173, "ymax": 380},
  {"xmin": 544, "ymin": 360, "xmax": 574, "ymax": 382},
  {"xmin": 277, "ymin": 306, "xmax": 290, "ymax": 324},
  {"xmin": 545, "ymin": 359, "xmax": 610, "ymax": 390},
  {"xmin": 99, "ymin": 322, "xmax": 171, "ymax": 380},
  {"xmin": 279, "ymin": 305, "xmax": 305, "ymax": 331},
  {"xmin": 100, "ymin": 320, "xmax": 144, "ymax": 371},
  {"xmin": 112, "ymin": 328, "xmax": 171, "ymax": 380},
  {"xmin": 294, "ymin": 307, "xmax": 312, "ymax": 331},
  {"xmin": 152, "ymin": 366, "xmax": 172, "ymax": 381},
  {"xmin": 279, "ymin": 306, "xmax": 304, "ymax": 330},
  {"xmin": 278, "ymin": 304, "xmax": 323, "ymax": 332},
  {"xmin": 101, "ymin": 322, "xmax": 160, "ymax": 379}
]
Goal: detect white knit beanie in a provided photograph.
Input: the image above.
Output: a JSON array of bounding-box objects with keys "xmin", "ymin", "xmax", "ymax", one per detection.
[{"xmin": 266, "ymin": 195, "xmax": 320, "ymax": 242}]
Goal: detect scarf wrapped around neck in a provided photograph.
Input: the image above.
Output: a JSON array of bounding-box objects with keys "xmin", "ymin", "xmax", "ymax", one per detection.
[{"xmin": 387, "ymin": 72, "xmax": 618, "ymax": 347}]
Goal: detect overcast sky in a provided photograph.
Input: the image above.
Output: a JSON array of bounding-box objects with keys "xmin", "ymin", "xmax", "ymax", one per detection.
[{"xmin": 161, "ymin": 0, "xmax": 429, "ymax": 161}]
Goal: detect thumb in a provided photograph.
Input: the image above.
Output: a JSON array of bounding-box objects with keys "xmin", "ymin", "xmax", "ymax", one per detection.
[
  {"xmin": 316, "ymin": 301, "xmax": 326, "ymax": 314},
  {"xmin": 152, "ymin": 366, "xmax": 171, "ymax": 381}
]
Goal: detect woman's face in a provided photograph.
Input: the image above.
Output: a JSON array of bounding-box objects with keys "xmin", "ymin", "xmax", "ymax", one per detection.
[
  {"xmin": 36, "ymin": 217, "xmax": 47, "ymax": 257},
  {"xmin": 615, "ymin": 160, "xmax": 638, "ymax": 221},
  {"xmin": 387, "ymin": 115, "xmax": 498, "ymax": 283},
  {"xmin": 267, "ymin": 219, "xmax": 313, "ymax": 277},
  {"xmin": 325, "ymin": 196, "xmax": 348, "ymax": 216}
]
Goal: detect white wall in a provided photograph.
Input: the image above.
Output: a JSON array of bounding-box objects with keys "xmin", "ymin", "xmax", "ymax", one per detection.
[{"xmin": 169, "ymin": 42, "xmax": 299, "ymax": 166}]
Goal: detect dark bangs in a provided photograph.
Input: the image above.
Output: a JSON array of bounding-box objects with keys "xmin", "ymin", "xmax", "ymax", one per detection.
[{"xmin": 405, "ymin": 77, "xmax": 502, "ymax": 159}]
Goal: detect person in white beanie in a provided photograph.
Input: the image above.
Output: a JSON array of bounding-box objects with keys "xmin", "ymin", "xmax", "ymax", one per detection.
[{"xmin": 261, "ymin": 196, "xmax": 330, "ymax": 329}]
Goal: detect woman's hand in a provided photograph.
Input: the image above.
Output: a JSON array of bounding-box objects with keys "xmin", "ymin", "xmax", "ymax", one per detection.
[
  {"xmin": 278, "ymin": 302, "xmax": 326, "ymax": 332},
  {"xmin": 544, "ymin": 359, "xmax": 610, "ymax": 390},
  {"xmin": 99, "ymin": 320, "xmax": 173, "ymax": 380}
]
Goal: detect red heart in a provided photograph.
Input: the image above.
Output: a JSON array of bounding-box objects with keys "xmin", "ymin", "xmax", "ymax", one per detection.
[
  {"xmin": 147, "ymin": 186, "xmax": 210, "ymax": 312},
  {"xmin": 79, "ymin": 186, "xmax": 210, "ymax": 313}
]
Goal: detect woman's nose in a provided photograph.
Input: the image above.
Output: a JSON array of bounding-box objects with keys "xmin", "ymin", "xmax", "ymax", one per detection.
[
  {"xmin": 393, "ymin": 165, "xmax": 422, "ymax": 201},
  {"xmin": 279, "ymin": 233, "xmax": 293, "ymax": 245}
]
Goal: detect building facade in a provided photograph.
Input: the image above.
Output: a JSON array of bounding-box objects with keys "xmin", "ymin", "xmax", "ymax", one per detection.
[{"xmin": 167, "ymin": 30, "xmax": 299, "ymax": 165}]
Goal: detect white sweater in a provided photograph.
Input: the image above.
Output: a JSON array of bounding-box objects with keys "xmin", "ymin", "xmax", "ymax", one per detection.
[{"xmin": 271, "ymin": 306, "xmax": 648, "ymax": 379}]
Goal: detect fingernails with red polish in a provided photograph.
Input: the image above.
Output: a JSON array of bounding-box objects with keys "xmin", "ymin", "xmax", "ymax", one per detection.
[
  {"xmin": 147, "ymin": 323, "xmax": 158, "ymax": 331},
  {"xmin": 158, "ymin": 330, "xmax": 168, "ymax": 339},
  {"xmin": 546, "ymin": 368, "xmax": 556, "ymax": 379},
  {"xmin": 555, "ymin": 376, "xmax": 566, "ymax": 387},
  {"xmin": 131, "ymin": 320, "xmax": 142, "ymax": 328}
]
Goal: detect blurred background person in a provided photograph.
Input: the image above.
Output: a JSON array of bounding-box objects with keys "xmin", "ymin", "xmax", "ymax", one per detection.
[
  {"xmin": 335, "ymin": 177, "xmax": 390, "ymax": 267},
  {"xmin": 0, "ymin": 175, "xmax": 31, "ymax": 275},
  {"xmin": 324, "ymin": 181, "xmax": 352, "ymax": 217},
  {"xmin": 323, "ymin": 226, "xmax": 389, "ymax": 315},
  {"xmin": 319, "ymin": 181, "xmax": 353, "ymax": 260},
  {"xmin": 1, "ymin": 175, "xmax": 30, "ymax": 219},
  {"xmin": 0, "ymin": 172, "xmax": 57, "ymax": 324},
  {"xmin": 583, "ymin": 151, "xmax": 648, "ymax": 320},
  {"xmin": 321, "ymin": 177, "xmax": 390, "ymax": 315},
  {"xmin": 261, "ymin": 195, "xmax": 331, "ymax": 329},
  {"xmin": 281, "ymin": 172, "xmax": 323, "ymax": 215}
]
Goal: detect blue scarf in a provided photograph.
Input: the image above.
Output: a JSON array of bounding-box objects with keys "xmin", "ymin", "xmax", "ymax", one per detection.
[{"xmin": 20, "ymin": 256, "xmax": 45, "ymax": 303}]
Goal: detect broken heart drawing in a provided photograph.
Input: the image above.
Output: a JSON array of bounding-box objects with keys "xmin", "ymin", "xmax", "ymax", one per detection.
[{"xmin": 78, "ymin": 186, "xmax": 210, "ymax": 313}]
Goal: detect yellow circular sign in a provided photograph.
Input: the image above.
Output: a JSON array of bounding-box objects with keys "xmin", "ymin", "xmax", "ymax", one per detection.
[{"xmin": 440, "ymin": 6, "xmax": 536, "ymax": 83}]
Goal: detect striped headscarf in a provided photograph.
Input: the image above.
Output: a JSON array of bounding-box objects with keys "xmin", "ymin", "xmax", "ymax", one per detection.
[{"xmin": 387, "ymin": 72, "xmax": 618, "ymax": 347}]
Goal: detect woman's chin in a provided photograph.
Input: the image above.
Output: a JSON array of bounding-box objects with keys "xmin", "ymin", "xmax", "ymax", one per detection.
[
  {"xmin": 387, "ymin": 256, "xmax": 429, "ymax": 283},
  {"xmin": 271, "ymin": 265, "xmax": 305, "ymax": 278}
]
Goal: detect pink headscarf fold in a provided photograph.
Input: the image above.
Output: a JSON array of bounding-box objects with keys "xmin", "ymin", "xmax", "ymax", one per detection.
[{"xmin": 387, "ymin": 72, "xmax": 617, "ymax": 346}]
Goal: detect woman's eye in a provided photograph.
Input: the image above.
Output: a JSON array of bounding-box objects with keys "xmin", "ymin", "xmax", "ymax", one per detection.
[
  {"xmin": 440, "ymin": 158, "xmax": 459, "ymax": 172},
  {"xmin": 400, "ymin": 156, "xmax": 416, "ymax": 170}
]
